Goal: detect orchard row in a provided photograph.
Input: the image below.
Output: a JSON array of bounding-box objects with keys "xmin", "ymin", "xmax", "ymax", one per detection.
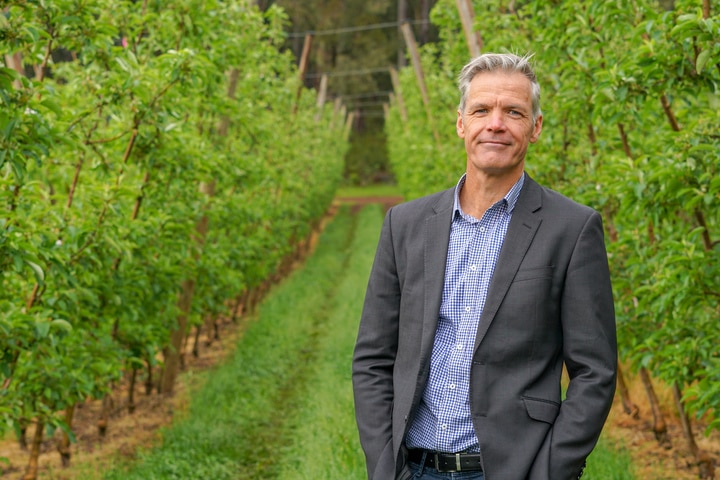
[{"xmin": 1, "ymin": 1, "xmax": 347, "ymax": 477}]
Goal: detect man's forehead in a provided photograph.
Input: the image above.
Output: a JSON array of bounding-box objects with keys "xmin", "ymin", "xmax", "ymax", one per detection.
[
  {"xmin": 467, "ymin": 74, "xmax": 532, "ymax": 100},
  {"xmin": 469, "ymin": 70, "xmax": 532, "ymax": 85}
]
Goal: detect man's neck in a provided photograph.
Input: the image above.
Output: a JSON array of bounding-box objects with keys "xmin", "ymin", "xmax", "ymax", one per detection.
[{"xmin": 460, "ymin": 170, "xmax": 523, "ymax": 219}]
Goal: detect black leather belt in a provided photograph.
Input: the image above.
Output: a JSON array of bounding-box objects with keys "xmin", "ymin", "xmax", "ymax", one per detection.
[{"xmin": 408, "ymin": 449, "xmax": 483, "ymax": 472}]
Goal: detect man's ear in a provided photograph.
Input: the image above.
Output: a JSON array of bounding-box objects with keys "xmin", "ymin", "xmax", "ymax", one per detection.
[
  {"xmin": 530, "ymin": 114, "xmax": 543, "ymax": 143},
  {"xmin": 456, "ymin": 110, "xmax": 465, "ymax": 138}
]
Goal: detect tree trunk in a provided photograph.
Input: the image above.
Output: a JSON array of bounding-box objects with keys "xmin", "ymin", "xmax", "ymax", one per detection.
[
  {"xmin": 145, "ymin": 358, "xmax": 154, "ymax": 395},
  {"xmin": 57, "ymin": 404, "xmax": 76, "ymax": 467},
  {"xmin": 616, "ymin": 362, "xmax": 639, "ymax": 418},
  {"xmin": 193, "ymin": 322, "xmax": 203, "ymax": 357},
  {"xmin": 181, "ymin": 320, "xmax": 191, "ymax": 370},
  {"xmin": 204, "ymin": 315, "xmax": 216, "ymax": 347},
  {"xmin": 18, "ymin": 417, "xmax": 29, "ymax": 450},
  {"xmin": 212, "ymin": 316, "xmax": 220, "ymax": 342},
  {"xmin": 98, "ymin": 393, "xmax": 113, "ymax": 436},
  {"xmin": 23, "ymin": 421, "xmax": 44, "ymax": 480},
  {"xmin": 231, "ymin": 295, "xmax": 244, "ymax": 323},
  {"xmin": 128, "ymin": 367, "xmax": 138, "ymax": 414},
  {"xmin": 672, "ymin": 383, "xmax": 715, "ymax": 478},
  {"xmin": 161, "ymin": 278, "xmax": 195, "ymax": 394},
  {"xmin": 639, "ymin": 367, "xmax": 671, "ymax": 448}
]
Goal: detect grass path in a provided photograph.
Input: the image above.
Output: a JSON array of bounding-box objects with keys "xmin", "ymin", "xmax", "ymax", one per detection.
[{"xmin": 102, "ymin": 202, "xmax": 634, "ymax": 479}]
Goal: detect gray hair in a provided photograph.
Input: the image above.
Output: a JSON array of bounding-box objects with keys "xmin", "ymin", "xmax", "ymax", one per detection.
[{"xmin": 457, "ymin": 52, "xmax": 541, "ymax": 124}]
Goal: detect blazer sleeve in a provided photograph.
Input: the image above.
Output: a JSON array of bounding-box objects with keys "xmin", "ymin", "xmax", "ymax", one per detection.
[
  {"xmin": 532, "ymin": 210, "xmax": 618, "ymax": 479},
  {"xmin": 352, "ymin": 207, "xmax": 402, "ymax": 480}
]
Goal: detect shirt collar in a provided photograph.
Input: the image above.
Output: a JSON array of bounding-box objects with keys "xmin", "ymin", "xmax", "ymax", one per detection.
[{"xmin": 452, "ymin": 172, "xmax": 525, "ymax": 219}]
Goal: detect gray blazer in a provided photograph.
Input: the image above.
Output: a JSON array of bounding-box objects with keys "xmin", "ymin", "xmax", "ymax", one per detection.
[{"xmin": 352, "ymin": 175, "xmax": 617, "ymax": 480}]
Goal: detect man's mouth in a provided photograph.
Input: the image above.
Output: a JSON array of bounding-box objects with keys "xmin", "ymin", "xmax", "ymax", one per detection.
[{"xmin": 480, "ymin": 139, "xmax": 509, "ymax": 146}]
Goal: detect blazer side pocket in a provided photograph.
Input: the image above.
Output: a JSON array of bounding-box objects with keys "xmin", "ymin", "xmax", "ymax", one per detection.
[
  {"xmin": 522, "ymin": 396, "xmax": 560, "ymax": 424},
  {"xmin": 513, "ymin": 266, "xmax": 554, "ymax": 282}
]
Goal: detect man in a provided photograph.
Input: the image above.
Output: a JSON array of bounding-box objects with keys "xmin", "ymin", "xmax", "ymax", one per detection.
[{"xmin": 352, "ymin": 53, "xmax": 617, "ymax": 480}]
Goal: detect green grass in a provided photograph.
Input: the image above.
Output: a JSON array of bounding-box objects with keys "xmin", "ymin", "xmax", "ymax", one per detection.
[
  {"xmin": 100, "ymin": 201, "xmax": 635, "ymax": 480},
  {"xmin": 583, "ymin": 435, "xmax": 636, "ymax": 479},
  {"xmin": 272, "ymin": 205, "xmax": 382, "ymax": 479}
]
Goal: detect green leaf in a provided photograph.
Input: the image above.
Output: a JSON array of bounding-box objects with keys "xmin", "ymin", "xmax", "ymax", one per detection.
[
  {"xmin": 115, "ymin": 57, "xmax": 130, "ymax": 72},
  {"xmin": 35, "ymin": 321, "xmax": 50, "ymax": 339},
  {"xmin": 2, "ymin": 116, "xmax": 18, "ymax": 141},
  {"xmin": 0, "ymin": 67, "xmax": 19, "ymax": 90},
  {"xmin": 12, "ymin": 253, "xmax": 24, "ymax": 273},
  {"xmin": 695, "ymin": 49, "xmax": 711, "ymax": 74},
  {"xmin": 676, "ymin": 13, "xmax": 698, "ymax": 23},
  {"xmin": 10, "ymin": 157, "xmax": 25, "ymax": 183},
  {"xmin": 50, "ymin": 319, "xmax": 73, "ymax": 333},
  {"xmin": 26, "ymin": 260, "xmax": 45, "ymax": 284},
  {"xmin": 40, "ymin": 98, "xmax": 63, "ymax": 116}
]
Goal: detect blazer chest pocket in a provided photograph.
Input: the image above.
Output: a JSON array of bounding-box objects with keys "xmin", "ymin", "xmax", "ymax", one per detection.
[
  {"xmin": 513, "ymin": 266, "xmax": 554, "ymax": 283},
  {"xmin": 523, "ymin": 396, "xmax": 560, "ymax": 424}
]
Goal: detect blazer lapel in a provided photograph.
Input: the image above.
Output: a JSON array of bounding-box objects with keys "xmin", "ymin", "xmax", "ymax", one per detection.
[
  {"xmin": 420, "ymin": 189, "xmax": 454, "ymax": 362},
  {"xmin": 473, "ymin": 176, "xmax": 543, "ymax": 351}
]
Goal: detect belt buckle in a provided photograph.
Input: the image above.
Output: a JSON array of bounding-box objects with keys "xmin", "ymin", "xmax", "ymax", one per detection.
[{"xmin": 433, "ymin": 453, "xmax": 462, "ymax": 473}]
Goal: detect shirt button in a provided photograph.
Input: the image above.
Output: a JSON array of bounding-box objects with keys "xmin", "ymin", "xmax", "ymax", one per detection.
[
  {"xmin": 470, "ymin": 265, "xmax": 477, "ymax": 271},
  {"xmin": 441, "ymin": 424, "xmax": 448, "ymax": 430},
  {"xmin": 449, "ymin": 383, "xmax": 456, "ymax": 390},
  {"xmin": 479, "ymin": 226, "xmax": 485, "ymax": 232},
  {"xmin": 465, "ymin": 306, "xmax": 471, "ymax": 313},
  {"xmin": 456, "ymin": 343, "xmax": 463, "ymax": 350}
]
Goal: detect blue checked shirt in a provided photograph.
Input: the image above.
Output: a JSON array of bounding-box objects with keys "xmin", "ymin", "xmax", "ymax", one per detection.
[{"xmin": 406, "ymin": 173, "xmax": 524, "ymax": 453}]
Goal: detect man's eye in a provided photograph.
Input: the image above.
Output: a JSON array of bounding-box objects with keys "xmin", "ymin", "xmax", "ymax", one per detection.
[{"xmin": 508, "ymin": 110, "xmax": 521, "ymax": 116}]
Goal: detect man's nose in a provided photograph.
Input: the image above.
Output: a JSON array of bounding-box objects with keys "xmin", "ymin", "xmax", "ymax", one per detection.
[{"xmin": 487, "ymin": 110, "xmax": 506, "ymax": 130}]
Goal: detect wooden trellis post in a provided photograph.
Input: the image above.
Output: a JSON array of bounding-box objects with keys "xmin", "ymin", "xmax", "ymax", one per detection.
[
  {"xmin": 389, "ymin": 66, "xmax": 408, "ymax": 123},
  {"xmin": 4, "ymin": 52, "xmax": 25, "ymax": 89},
  {"xmin": 315, "ymin": 73, "xmax": 328, "ymax": 121},
  {"xmin": 400, "ymin": 22, "xmax": 440, "ymax": 144},
  {"xmin": 330, "ymin": 97, "xmax": 343, "ymax": 129},
  {"xmin": 343, "ymin": 111, "xmax": 355, "ymax": 141},
  {"xmin": 293, "ymin": 34, "xmax": 313, "ymax": 115},
  {"xmin": 455, "ymin": 0, "xmax": 483, "ymax": 57}
]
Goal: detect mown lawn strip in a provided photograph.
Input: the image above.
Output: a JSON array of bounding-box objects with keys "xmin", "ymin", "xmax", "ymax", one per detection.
[{"xmin": 272, "ymin": 204, "xmax": 384, "ymax": 479}]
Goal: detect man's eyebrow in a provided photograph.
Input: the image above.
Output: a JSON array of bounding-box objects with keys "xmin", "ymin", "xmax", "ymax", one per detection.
[
  {"xmin": 466, "ymin": 102, "xmax": 489, "ymax": 111},
  {"xmin": 465, "ymin": 102, "xmax": 530, "ymax": 116},
  {"xmin": 505, "ymin": 104, "xmax": 529, "ymax": 112}
]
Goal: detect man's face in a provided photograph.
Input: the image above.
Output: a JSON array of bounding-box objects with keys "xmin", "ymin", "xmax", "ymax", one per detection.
[{"xmin": 456, "ymin": 70, "xmax": 543, "ymax": 180}]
